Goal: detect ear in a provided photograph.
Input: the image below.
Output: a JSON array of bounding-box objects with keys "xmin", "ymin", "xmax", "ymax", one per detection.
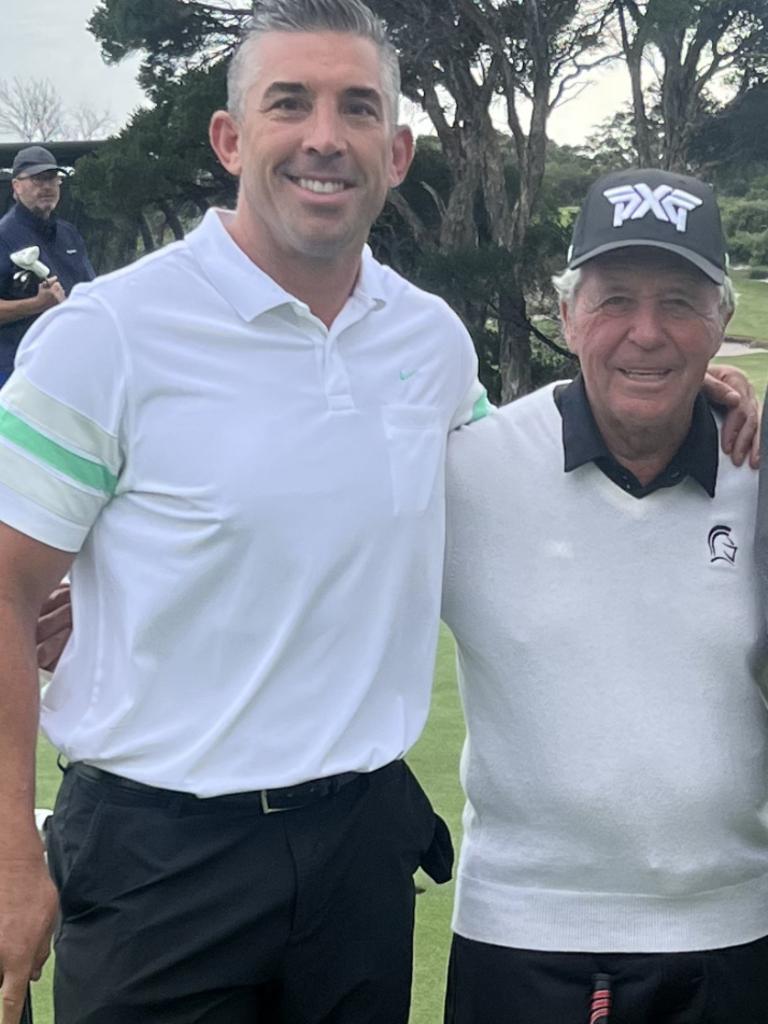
[
  {"xmin": 388, "ymin": 125, "xmax": 415, "ymax": 188},
  {"xmin": 720, "ymin": 306, "xmax": 733, "ymax": 334},
  {"xmin": 209, "ymin": 110, "xmax": 243, "ymax": 177},
  {"xmin": 560, "ymin": 299, "xmax": 578, "ymax": 354}
]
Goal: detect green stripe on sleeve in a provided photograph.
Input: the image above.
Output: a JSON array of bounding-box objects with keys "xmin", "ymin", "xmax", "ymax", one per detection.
[
  {"xmin": 471, "ymin": 389, "xmax": 492, "ymax": 422},
  {"xmin": 0, "ymin": 407, "xmax": 117, "ymax": 495},
  {"xmin": 1, "ymin": 373, "xmax": 121, "ymax": 474}
]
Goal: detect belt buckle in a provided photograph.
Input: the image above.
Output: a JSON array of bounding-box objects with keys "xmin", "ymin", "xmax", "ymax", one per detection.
[{"xmin": 259, "ymin": 789, "xmax": 286, "ymax": 814}]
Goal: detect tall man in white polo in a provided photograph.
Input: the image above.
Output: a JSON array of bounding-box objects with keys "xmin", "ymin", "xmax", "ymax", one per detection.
[
  {"xmin": 0, "ymin": 3, "xmax": 484, "ymax": 1022},
  {"xmin": 442, "ymin": 169, "xmax": 768, "ymax": 1023}
]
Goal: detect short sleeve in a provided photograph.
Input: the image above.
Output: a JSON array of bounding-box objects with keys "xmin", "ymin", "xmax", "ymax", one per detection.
[
  {"xmin": 0, "ymin": 289, "xmax": 126, "ymax": 551},
  {"xmin": 448, "ymin": 321, "xmax": 493, "ymax": 431}
]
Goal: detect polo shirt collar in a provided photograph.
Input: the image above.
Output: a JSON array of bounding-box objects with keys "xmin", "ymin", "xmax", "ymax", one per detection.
[
  {"xmin": 556, "ymin": 373, "xmax": 718, "ymax": 497},
  {"xmin": 187, "ymin": 209, "xmax": 387, "ymax": 322},
  {"xmin": 354, "ymin": 245, "xmax": 388, "ymax": 307},
  {"xmin": 11, "ymin": 201, "xmax": 57, "ymax": 240}
]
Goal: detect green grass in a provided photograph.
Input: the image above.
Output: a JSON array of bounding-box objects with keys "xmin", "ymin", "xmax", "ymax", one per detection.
[
  {"xmin": 32, "ymin": 732, "xmax": 59, "ymax": 1024},
  {"xmin": 728, "ymin": 268, "xmax": 768, "ymax": 342},
  {"xmin": 409, "ymin": 627, "xmax": 464, "ymax": 1024},
  {"xmin": 713, "ymin": 352, "xmax": 768, "ymax": 397}
]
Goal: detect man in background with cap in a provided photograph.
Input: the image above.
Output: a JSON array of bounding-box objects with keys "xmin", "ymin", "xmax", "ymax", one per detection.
[
  {"xmin": 0, "ymin": 145, "xmax": 95, "ymax": 386},
  {"xmin": 442, "ymin": 168, "xmax": 768, "ymax": 1023}
]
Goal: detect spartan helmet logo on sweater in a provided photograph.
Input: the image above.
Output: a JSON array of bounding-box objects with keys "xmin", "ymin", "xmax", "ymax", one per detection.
[
  {"xmin": 603, "ymin": 184, "xmax": 703, "ymax": 233},
  {"xmin": 708, "ymin": 525, "xmax": 738, "ymax": 565}
]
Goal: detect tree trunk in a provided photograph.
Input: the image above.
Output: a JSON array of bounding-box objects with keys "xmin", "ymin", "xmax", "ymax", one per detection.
[
  {"xmin": 616, "ymin": 3, "xmax": 656, "ymax": 166},
  {"xmin": 498, "ymin": 282, "xmax": 531, "ymax": 403},
  {"xmin": 160, "ymin": 201, "xmax": 185, "ymax": 241},
  {"xmin": 138, "ymin": 214, "xmax": 155, "ymax": 253}
]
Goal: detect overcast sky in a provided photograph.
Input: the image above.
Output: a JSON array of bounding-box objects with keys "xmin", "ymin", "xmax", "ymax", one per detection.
[
  {"xmin": 0, "ymin": 0, "xmax": 146, "ymax": 142},
  {"xmin": 1, "ymin": 0, "xmax": 629, "ymax": 148}
]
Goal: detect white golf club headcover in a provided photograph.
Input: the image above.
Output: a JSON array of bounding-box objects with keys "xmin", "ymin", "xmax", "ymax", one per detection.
[{"xmin": 10, "ymin": 246, "xmax": 50, "ymax": 280}]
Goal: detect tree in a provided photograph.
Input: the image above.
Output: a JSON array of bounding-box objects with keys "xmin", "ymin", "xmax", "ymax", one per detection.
[
  {"xmin": 689, "ymin": 84, "xmax": 768, "ymax": 182},
  {"xmin": 86, "ymin": 0, "xmax": 613, "ymax": 399},
  {"xmin": 68, "ymin": 104, "xmax": 115, "ymax": 141},
  {"xmin": 0, "ymin": 77, "xmax": 65, "ymax": 141},
  {"xmin": 71, "ymin": 60, "xmax": 233, "ymax": 263},
  {"xmin": 89, "ymin": 0, "xmax": 249, "ymax": 96},
  {"xmin": 613, "ymin": 0, "xmax": 768, "ymax": 170},
  {"xmin": 367, "ymin": 0, "xmax": 612, "ymax": 399},
  {"xmin": 0, "ymin": 76, "xmax": 115, "ymax": 142}
]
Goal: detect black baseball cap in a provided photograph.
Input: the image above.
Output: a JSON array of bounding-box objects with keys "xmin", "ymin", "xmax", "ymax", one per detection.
[
  {"xmin": 567, "ymin": 168, "xmax": 727, "ymax": 284},
  {"xmin": 12, "ymin": 145, "xmax": 68, "ymax": 179}
]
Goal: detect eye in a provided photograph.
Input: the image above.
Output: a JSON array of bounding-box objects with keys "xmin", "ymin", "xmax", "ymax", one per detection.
[
  {"xmin": 601, "ymin": 295, "xmax": 633, "ymax": 311},
  {"xmin": 660, "ymin": 297, "xmax": 695, "ymax": 315},
  {"xmin": 345, "ymin": 101, "xmax": 379, "ymax": 119},
  {"xmin": 267, "ymin": 97, "xmax": 308, "ymax": 115}
]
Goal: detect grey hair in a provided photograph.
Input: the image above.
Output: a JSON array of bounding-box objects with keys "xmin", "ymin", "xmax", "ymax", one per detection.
[
  {"xmin": 227, "ymin": 0, "xmax": 401, "ymax": 124},
  {"xmin": 552, "ymin": 265, "xmax": 736, "ymax": 325}
]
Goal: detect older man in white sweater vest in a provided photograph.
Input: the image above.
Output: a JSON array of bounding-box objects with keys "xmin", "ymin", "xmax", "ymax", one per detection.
[{"xmin": 443, "ymin": 169, "xmax": 768, "ymax": 1024}]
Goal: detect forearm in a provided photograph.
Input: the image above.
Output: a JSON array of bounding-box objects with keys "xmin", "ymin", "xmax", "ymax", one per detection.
[
  {"xmin": 0, "ymin": 296, "xmax": 43, "ymax": 326},
  {"xmin": 0, "ymin": 594, "xmax": 44, "ymax": 855}
]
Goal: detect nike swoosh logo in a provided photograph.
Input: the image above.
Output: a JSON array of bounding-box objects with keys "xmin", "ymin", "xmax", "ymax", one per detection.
[{"xmin": 399, "ymin": 369, "xmax": 418, "ymax": 381}]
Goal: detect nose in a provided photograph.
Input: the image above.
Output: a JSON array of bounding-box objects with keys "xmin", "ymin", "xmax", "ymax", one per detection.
[
  {"xmin": 301, "ymin": 101, "xmax": 347, "ymax": 158},
  {"xmin": 625, "ymin": 301, "xmax": 667, "ymax": 350}
]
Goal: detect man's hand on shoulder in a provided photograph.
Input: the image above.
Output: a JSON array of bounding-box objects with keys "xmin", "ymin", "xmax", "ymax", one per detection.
[
  {"xmin": 36, "ymin": 584, "xmax": 72, "ymax": 674},
  {"xmin": 703, "ymin": 363, "xmax": 760, "ymax": 469}
]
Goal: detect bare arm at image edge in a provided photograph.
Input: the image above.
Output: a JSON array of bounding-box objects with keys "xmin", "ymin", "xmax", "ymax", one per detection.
[{"xmin": 0, "ymin": 523, "xmax": 72, "ymax": 1024}]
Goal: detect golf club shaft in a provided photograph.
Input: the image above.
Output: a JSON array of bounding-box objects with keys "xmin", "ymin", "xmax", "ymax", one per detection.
[{"xmin": 589, "ymin": 973, "xmax": 611, "ymax": 1024}]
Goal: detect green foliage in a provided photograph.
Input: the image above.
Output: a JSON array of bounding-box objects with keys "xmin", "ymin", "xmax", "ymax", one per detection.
[
  {"xmin": 70, "ymin": 60, "xmax": 234, "ymax": 269},
  {"xmin": 89, "ymin": 0, "xmax": 244, "ymax": 95},
  {"xmin": 396, "ymin": 137, "xmax": 453, "ymax": 234},
  {"xmin": 721, "ymin": 197, "xmax": 768, "ymax": 235},
  {"xmin": 748, "ymin": 266, "xmax": 768, "ymax": 279},
  {"xmin": 691, "ymin": 85, "xmax": 768, "ymax": 180},
  {"xmin": 530, "ymin": 337, "xmax": 576, "ymax": 389},
  {"xmin": 541, "ymin": 143, "xmax": 598, "ymax": 209},
  {"xmin": 727, "ymin": 229, "xmax": 768, "ymax": 266},
  {"xmin": 582, "ymin": 106, "xmax": 650, "ymax": 169}
]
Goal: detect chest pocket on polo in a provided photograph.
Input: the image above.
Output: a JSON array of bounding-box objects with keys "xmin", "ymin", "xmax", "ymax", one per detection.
[{"xmin": 381, "ymin": 404, "xmax": 444, "ymax": 516}]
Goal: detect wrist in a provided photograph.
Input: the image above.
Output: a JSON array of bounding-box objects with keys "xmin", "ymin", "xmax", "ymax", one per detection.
[{"xmin": 0, "ymin": 833, "xmax": 45, "ymax": 862}]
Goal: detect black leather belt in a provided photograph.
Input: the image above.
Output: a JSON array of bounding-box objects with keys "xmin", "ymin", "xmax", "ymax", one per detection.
[{"xmin": 67, "ymin": 761, "xmax": 366, "ymax": 813}]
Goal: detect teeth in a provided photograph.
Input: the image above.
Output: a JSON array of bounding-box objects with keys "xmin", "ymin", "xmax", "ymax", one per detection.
[
  {"xmin": 622, "ymin": 370, "xmax": 667, "ymax": 377},
  {"xmin": 296, "ymin": 178, "xmax": 346, "ymax": 194}
]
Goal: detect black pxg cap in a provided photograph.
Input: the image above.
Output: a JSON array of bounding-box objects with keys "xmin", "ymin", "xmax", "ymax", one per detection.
[
  {"xmin": 567, "ymin": 168, "xmax": 727, "ymax": 284},
  {"xmin": 12, "ymin": 145, "xmax": 68, "ymax": 179}
]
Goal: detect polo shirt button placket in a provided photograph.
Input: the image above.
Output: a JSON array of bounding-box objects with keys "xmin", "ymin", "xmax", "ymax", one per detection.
[{"xmin": 323, "ymin": 331, "xmax": 355, "ymax": 414}]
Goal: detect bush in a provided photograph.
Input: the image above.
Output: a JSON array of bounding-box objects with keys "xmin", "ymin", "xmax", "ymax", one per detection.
[
  {"xmin": 748, "ymin": 231, "xmax": 768, "ymax": 265},
  {"xmin": 721, "ymin": 197, "xmax": 768, "ymax": 235},
  {"xmin": 747, "ymin": 266, "xmax": 768, "ymax": 279},
  {"xmin": 727, "ymin": 230, "xmax": 757, "ymax": 265}
]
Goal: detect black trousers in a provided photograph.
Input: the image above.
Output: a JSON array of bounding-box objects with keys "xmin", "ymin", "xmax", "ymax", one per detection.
[
  {"xmin": 444, "ymin": 932, "xmax": 768, "ymax": 1024},
  {"xmin": 46, "ymin": 759, "xmax": 442, "ymax": 1023}
]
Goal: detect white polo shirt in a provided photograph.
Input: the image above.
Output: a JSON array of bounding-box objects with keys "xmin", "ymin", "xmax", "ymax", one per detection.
[{"xmin": 0, "ymin": 209, "xmax": 487, "ymax": 795}]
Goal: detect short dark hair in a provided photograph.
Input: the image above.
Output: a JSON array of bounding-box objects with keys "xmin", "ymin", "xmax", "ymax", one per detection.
[{"xmin": 227, "ymin": 0, "xmax": 400, "ymax": 123}]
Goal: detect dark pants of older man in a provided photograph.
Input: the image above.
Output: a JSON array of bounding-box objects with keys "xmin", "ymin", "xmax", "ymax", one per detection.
[
  {"xmin": 45, "ymin": 759, "xmax": 444, "ymax": 1023},
  {"xmin": 445, "ymin": 932, "xmax": 768, "ymax": 1023}
]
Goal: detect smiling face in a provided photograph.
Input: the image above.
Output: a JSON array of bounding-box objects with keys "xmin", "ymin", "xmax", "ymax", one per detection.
[
  {"xmin": 562, "ymin": 249, "xmax": 726, "ymax": 447},
  {"xmin": 12, "ymin": 169, "xmax": 61, "ymax": 220},
  {"xmin": 209, "ymin": 30, "xmax": 413, "ymax": 276}
]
